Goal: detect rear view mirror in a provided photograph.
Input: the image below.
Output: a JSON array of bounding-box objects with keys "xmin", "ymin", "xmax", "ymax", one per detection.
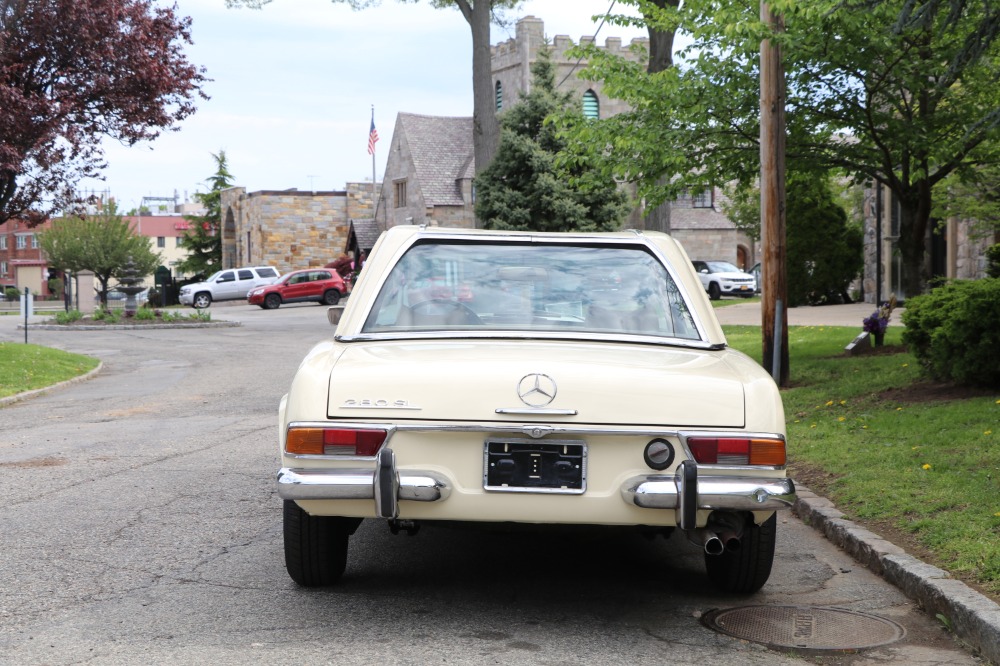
[{"xmin": 327, "ymin": 305, "xmax": 345, "ymax": 326}]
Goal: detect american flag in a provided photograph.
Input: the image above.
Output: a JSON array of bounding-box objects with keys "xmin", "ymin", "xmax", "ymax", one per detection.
[{"xmin": 367, "ymin": 114, "xmax": 379, "ymax": 155}]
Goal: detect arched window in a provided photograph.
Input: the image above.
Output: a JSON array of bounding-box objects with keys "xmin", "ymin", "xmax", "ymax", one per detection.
[
  {"xmin": 495, "ymin": 80, "xmax": 503, "ymax": 111},
  {"xmin": 583, "ymin": 90, "xmax": 600, "ymax": 119}
]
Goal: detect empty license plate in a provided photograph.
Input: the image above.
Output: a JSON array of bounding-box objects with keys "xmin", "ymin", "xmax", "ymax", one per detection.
[{"xmin": 484, "ymin": 438, "xmax": 586, "ymax": 494}]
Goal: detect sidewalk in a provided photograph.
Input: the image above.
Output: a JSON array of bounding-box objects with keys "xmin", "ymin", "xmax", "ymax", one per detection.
[{"xmin": 713, "ymin": 300, "xmax": 902, "ymax": 328}]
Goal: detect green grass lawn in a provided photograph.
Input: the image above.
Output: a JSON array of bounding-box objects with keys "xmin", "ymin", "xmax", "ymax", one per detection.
[
  {"xmin": 0, "ymin": 342, "xmax": 100, "ymax": 399},
  {"xmin": 725, "ymin": 324, "xmax": 1000, "ymax": 599}
]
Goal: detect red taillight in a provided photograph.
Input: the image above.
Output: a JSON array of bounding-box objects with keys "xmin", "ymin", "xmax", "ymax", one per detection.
[
  {"xmin": 286, "ymin": 427, "xmax": 387, "ymax": 456},
  {"xmin": 686, "ymin": 436, "xmax": 786, "ymax": 466}
]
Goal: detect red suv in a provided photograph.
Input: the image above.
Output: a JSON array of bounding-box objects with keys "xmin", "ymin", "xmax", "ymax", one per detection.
[{"xmin": 247, "ymin": 269, "xmax": 346, "ymax": 309}]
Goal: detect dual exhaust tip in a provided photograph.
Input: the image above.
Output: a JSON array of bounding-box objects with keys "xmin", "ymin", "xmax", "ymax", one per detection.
[{"xmin": 691, "ymin": 528, "xmax": 741, "ymax": 556}]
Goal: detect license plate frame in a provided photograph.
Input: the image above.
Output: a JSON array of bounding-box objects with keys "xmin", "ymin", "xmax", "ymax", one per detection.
[{"xmin": 483, "ymin": 438, "xmax": 587, "ymax": 494}]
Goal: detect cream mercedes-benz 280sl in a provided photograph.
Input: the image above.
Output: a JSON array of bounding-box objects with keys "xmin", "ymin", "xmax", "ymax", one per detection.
[{"xmin": 277, "ymin": 225, "xmax": 796, "ymax": 593}]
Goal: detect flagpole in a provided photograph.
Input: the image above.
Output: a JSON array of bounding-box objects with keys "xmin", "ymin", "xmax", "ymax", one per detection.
[{"xmin": 371, "ymin": 104, "xmax": 377, "ymax": 220}]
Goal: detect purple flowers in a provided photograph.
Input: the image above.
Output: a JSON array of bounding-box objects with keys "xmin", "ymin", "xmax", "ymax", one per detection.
[
  {"xmin": 863, "ymin": 296, "xmax": 897, "ymax": 337},
  {"xmin": 863, "ymin": 311, "xmax": 889, "ymax": 335}
]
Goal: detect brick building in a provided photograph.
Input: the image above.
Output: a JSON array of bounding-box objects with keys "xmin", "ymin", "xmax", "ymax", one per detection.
[{"xmin": 0, "ymin": 218, "xmax": 52, "ymax": 297}]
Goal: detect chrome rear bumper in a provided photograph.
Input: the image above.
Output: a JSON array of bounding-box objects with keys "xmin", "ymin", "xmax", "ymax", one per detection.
[{"xmin": 278, "ymin": 452, "xmax": 795, "ymax": 526}]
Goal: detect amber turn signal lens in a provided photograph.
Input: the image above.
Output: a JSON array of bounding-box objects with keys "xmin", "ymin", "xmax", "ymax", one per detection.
[
  {"xmin": 749, "ymin": 438, "xmax": 786, "ymax": 466},
  {"xmin": 285, "ymin": 428, "xmax": 325, "ymax": 455}
]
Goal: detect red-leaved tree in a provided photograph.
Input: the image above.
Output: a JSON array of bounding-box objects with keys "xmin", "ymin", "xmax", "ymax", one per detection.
[{"xmin": 0, "ymin": 0, "xmax": 208, "ymax": 224}]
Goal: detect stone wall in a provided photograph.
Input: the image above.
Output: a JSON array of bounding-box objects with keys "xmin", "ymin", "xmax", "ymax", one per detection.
[
  {"xmin": 221, "ymin": 183, "xmax": 378, "ymax": 272},
  {"xmin": 671, "ymin": 230, "xmax": 738, "ymax": 264}
]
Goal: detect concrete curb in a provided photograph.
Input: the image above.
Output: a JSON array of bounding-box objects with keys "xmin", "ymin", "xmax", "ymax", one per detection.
[
  {"xmin": 21, "ymin": 321, "xmax": 241, "ymax": 331},
  {"xmin": 794, "ymin": 486, "xmax": 1000, "ymax": 664},
  {"xmin": 0, "ymin": 362, "xmax": 104, "ymax": 408}
]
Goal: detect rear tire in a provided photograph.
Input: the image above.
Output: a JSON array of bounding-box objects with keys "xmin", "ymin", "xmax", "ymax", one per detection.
[
  {"xmin": 708, "ymin": 282, "xmax": 722, "ymax": 301},
  {"xmin": 322, "ymin": 289, "xmax": 341, "ymax": 306},
  {"xmin": 283, "ymin": 500, "xmax": 354, "ymax": 587},
  {"xmin": 704, "ymin": 512, "xmax": 776, "ymax": 594}
]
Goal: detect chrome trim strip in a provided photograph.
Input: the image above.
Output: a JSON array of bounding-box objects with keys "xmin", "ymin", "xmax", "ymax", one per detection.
[
  {"xmin": 495, "ymin": 408, "xmax": 579, "ymax": 416},
  {"xmin": 621, "ymin": 474, "xmax": 796, "ymax": 512},
  {"xmin": 336, "ymin": 330, "xmax": 721, "ymax": 350}
]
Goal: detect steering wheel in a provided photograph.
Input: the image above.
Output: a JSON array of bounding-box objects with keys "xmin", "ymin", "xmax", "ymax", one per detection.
[{"xmin": 409, "ymin": 299, "xmax": 482, "ymax": 325}]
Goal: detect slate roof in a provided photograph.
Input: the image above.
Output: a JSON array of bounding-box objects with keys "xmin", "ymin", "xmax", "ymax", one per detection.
[
  {"xmin": 398, "ymin": 113, "xmax": 474, "ymax": 207},
  {"xmin": 348, "ymin": 218, "xmax": 380, "ymax": 251}
]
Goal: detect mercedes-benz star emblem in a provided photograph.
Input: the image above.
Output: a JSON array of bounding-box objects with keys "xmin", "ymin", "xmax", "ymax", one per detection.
[{"xmin": 517, "ymin": 373, "xmax": 557, "ymax": 408}]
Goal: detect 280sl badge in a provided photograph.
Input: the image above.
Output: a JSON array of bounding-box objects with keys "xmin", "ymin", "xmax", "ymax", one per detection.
[{"xmin": 340, "ymin": 399, "xmax": 421, "ymax": 410}]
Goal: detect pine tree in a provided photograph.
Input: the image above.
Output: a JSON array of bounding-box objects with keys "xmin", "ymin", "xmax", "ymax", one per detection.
[
  {"xmin": 177, "ymin": 151, "xmax": 233, "ymax": 277},
  {"xmin": 475, "ymin": 48, "xmax": 628, "ymax": 232}
]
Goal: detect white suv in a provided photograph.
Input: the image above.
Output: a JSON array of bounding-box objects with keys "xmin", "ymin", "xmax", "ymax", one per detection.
[
  {"xmin": 691, "ymin": 260, "xmax": 756, "ymax": 300},
  {"xmin": 179, "ymin": 266, "xmax": 281, "ymax": 308}
]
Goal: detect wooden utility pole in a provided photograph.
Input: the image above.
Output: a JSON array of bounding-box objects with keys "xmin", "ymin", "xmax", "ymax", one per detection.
[{"xmin": 760, "ymin": 2, "xmax": 789, "ymax": 386}]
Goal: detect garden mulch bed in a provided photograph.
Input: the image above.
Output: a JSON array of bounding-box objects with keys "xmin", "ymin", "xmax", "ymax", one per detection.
[{"xmin": 28, "ymin": 315, "xmax": 239, "ymax": 330}]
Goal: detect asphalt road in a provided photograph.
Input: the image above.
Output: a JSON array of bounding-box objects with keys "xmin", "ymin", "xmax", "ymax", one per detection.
[{"xmin": 0, "ymin": 304, "xmax": 981, "ymax": 665}]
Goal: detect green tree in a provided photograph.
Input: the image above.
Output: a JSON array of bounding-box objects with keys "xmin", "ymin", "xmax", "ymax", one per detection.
[
  {"xmin": 723, "ymin": 173, "xmax": 863, "ymax": 305},
  {"xmin": 227, "ymin": 0, "xmax": 522, "ymax": 176},
  {"xmin": 933, "ymin": 144, "xmax": 1000, "ymax": 235},
  {"xmin": 39, "ymin": 205, "xmax": 161, "ymax": 306},
  {"xmin": 475, "ymin": 49, "xmax": 628, "ymax": 232},
  {"xmin": 571, "ymin": 0, "xmax": 1000, "ymax": 298},
  {"xmin": 176, "ymin": 151, "xmax": 233, "ymax": 277}
]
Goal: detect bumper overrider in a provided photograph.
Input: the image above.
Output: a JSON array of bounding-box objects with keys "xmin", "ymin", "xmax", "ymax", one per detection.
[{"xmin": 277, "ymin": 448, "xmax": 796, "ymax": 527}]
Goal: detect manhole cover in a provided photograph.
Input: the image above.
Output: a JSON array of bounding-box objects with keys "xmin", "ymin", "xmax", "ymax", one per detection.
[{"xmin": 702, "ymin": 605, "xmax": 906, "ymax": 651}]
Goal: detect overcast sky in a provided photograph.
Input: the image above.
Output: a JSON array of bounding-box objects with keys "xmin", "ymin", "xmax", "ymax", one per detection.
[{"xmin": 78, "ymin": 0, "xmax": 649, "ymax": 212}]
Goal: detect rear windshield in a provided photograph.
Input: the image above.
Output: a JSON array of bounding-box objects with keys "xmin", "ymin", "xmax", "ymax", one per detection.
[{"xmin": 361, "ymin": 241, "xmax": 699, "ymax": 340}]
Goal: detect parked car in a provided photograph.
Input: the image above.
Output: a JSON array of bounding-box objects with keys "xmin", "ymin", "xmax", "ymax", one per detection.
[
  {"xmin": 691, "ymin": 260, "xmax": 757, "ymax": 300},
  {"xmin": 178, "ymin": 266, "xmax": 280, "ymax": 308},
  {"xmin": 248, "ymin": 268, "xmax": 346, "ymax": 309},
  {"xmin": 277, "ymin": 226, "xmax": 795, "ymax": 593}
]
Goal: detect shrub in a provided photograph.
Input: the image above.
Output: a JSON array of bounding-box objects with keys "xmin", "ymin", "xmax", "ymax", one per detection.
[
  {"xmin": 902, "ymin": 278, "xmax": 1000, "ymax": 388},
  {"xmin": 4, "ymin": 286, "xmax": 20, "ymax": 301},
  {"xmin": 986, "ymin": 243, "xmax": 1000, "ymax": 279},
  {"xmin": 134, "ymin": 308, "xmax": 156, "ymax": 321},
  {"xmin": 54, "ymin": 310, "xmax": 84, "ymax": 324},
  {"xmin": 91, "ymin": 309, "xmax": 121, "ymax": 323}
]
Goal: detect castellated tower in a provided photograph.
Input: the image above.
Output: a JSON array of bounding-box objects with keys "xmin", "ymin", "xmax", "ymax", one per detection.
[{"xmin": 490, "ymin": 16, "xmax": 648, "ymax": 119}]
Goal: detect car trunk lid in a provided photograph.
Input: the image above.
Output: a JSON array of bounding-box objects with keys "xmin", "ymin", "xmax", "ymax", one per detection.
[{"xmin": 327, "ymin": 340, "xmax": 744, "ymax": 428}]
